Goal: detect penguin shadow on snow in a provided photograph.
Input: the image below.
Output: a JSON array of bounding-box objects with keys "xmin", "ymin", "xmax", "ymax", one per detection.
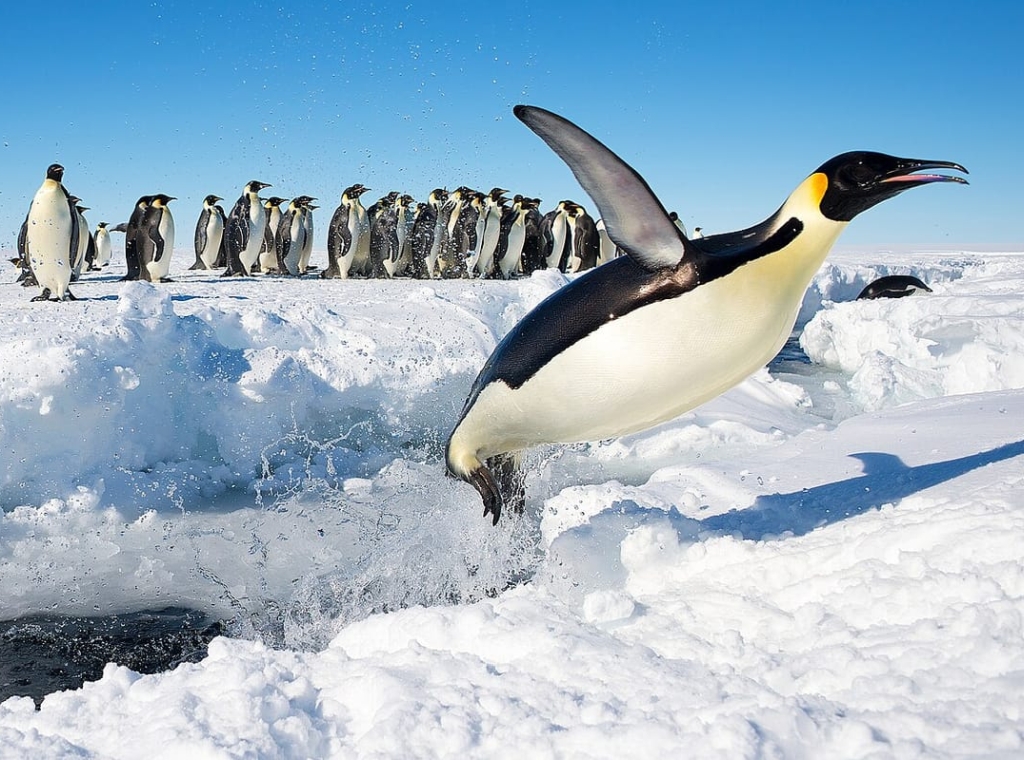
[
  {"xmin": 700, "ymin": 439, "xmax": 1024, "ymax": 539},
  {"xmin": 570, "ymin": 439, "xmax": 1024, "ymax": 548}
]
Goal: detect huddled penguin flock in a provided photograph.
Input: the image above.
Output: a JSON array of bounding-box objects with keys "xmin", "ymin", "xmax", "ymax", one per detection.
[
  {"xmin": 9, "ymin": 105, "xmax": 968, "ymax": 529},
  {"xmin": 12, "ymin": 162, "xmax": 636, "ymax": 301}
]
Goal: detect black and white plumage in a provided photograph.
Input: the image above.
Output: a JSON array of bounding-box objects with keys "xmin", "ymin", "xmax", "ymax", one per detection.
[
  {"xmin": 24, "ymin": 163, "xmax": 78, "ymax": 301},
  {"xmin": 323, "ymin": 184, "xmax": 372, "ymax": 279},
  {"xmin": 857, "ymin": 275, "xmax": 933, "ymax": 299},
  {"xmin": 258, "ymin": 197, "xmax": 287, "ymax": 273},
  {"xmin": 446, "ymin": 104, "xmax": 968, "ymax": 523},
  {"xmin": 224, "ymin": 180, "xmax": 271, "ymax": 276},
  {"xmin": 191, "ymin": 195, "xmax": 226, "ymax": 271},
  {"xmin": 138, "ymin": 194, "xmax": 176, "ymax": 282}
]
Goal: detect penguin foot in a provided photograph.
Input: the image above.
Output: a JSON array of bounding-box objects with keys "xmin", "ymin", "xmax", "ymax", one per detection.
[
  {"xmin": 64, "ymin": 289, "xmax": 78, "ymax": 301},
  {"xmin": 30, "ymin": 288, "xmax": 52, "ymax": 302},
  {"xmin": 467, "ymin": 465, "xmax": 503, "ymax": 525},
  {"xmin": 160, "ymin": 277, "xmax": 174, "ymax": 283}
]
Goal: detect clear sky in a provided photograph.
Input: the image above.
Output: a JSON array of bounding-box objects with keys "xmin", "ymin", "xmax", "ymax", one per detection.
[{"xmin": 2, "ymin": 1, "xmax": 1021, "ymax": 252}]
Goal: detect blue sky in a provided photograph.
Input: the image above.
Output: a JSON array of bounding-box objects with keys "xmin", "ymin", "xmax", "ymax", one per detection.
[{"xmin": 2, "ymin": 1, "xmax": 1020, "ymax": 251}]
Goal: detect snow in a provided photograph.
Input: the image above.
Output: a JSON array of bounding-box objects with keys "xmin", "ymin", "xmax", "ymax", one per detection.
[{"xmin": 1, "ymin": 244, "xmax": 1023, "ymax": 758}]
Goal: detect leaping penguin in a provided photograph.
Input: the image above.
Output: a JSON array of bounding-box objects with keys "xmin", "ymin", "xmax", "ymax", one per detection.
[
  {"xmin": 446, "ymin": 104, "xmax": 968, "ymax": 524},
  {"xmin": 857, "ymin": 274, "xmax": 933, "ymax": 299}
]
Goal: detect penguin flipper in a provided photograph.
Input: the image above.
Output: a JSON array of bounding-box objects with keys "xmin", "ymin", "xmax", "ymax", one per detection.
[{"xmin": 513, "ymin": 104, "xmax": 699, "ymax": 271}]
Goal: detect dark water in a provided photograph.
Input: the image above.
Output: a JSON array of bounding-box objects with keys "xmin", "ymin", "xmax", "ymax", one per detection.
[{"xmin": 1, "ymin": 607, "xmax": 224, "ymax": 706}]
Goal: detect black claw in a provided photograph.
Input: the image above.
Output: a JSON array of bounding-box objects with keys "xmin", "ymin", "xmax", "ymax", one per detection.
[
  {"xmin": 468, "ymin": 466, "xmax": 503, "ymax": 525},
  {"xmin": 30, "ymin": 288, "xmax": 52, "ymax": 302}
]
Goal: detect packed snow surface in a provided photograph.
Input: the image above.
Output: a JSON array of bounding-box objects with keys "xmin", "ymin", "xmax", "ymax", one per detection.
[{"xmin": 1, "ymin": 247, "xmax": 1023, "ymax": 758}]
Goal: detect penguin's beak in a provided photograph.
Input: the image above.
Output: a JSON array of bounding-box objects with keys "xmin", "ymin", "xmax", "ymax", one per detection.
[{"xmin": 879, "ymin": 159, "xmax": 969, "ymax": 187}]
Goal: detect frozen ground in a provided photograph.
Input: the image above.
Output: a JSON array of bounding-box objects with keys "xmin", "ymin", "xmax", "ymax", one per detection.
[{"xmin": 0, "ymin": 245, "xmax": 1022, "ymax": 758}]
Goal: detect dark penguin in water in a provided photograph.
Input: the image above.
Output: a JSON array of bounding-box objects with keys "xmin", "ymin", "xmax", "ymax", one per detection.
[
  {"xmin": 446, "ymin": 104, "xmax": 968, "ymax": 524},
  {"xmin": 122, "ymin": 195, "xmax": 153, "ymax": 281},
  {"xmin": 857, "ymin": 274, "xmax": 933, "ymax": 299},
  {"xmin": 191, "ymin": 195, "xmax": 225, "ymax": 271},
  {"xmin": 224, "ymin": 180, "xmax": 271, "ymax": 276}
]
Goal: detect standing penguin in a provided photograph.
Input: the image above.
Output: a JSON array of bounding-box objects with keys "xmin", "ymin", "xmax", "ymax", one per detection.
[
  {"xmin": 276, "ymin": 195, "xmax": 315, "ymax": 275},
  {"xmin": 473, "ymin": 188, "xmax": 507, "ymax": 278},
  {"xmin": 70, "ymin": 200, "xmax": 90, "ymax": 280},
  {"xmin": 519, "ymin": 197, "xmax": 545, "ymax": 275},
  {"xmin": 24, "ymin": 163, "xmax": 78, "ymax": 301},
  {"xmin": 191, "ymin": 194, "xmax": 225, "ymax": 270},
  {"xmin": 565, "ymin": 201, "xmax": 600, "ymax": 273},
  {"xmin": 323, "ymin": 183, "xmax": 371, "ymax": 279},
  {"xmin": 408, "ymin": 188, "xmax": 446, "ymax": 279},
  {"xmin": 595, "ymin": 217, "xmax": 620, "ymax": 266},
  {"xmin": 138, "ymin": 194, "xmax": 176, "ymax": 282},
  {"xmin": 93, "ymin": 222, "xmax": 112, "ymax": 268},
  {"xmin": 298, "ymin": 200, "xmax": 317, "ymax": 273},
  {"xmin": 122, "ymin": 195, "xmax": 153, "ymax": 281},
  {"xmin": 257, "ymin": 196, "xmax": 286, "ymax": 273},
  {"xmin": 539, "ymin": 201, "xmax": 572, "ymax": 271},
  {"xmin": 496, "ymin": 195, "xmax": 539, "ymax": 279},
  {"xmin": 224, "ymin": 180, "xmax": 271, "ymax": 276},
  {"xmin": 446, "ymin": 104, "xmax": 967, "ymax": 523}
]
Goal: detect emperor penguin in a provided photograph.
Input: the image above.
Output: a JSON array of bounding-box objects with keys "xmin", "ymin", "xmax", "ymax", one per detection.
[
  {"xmin": 539, "ymin": 200, "xmax": 572, "ymax": 271},
  {"xmin": 367, "ymin": 191, "xmax": 400, "ymax": 278},
  {"xmin": 299, "ymin": 201, "xmax": 317, "ymax": 273},
  {"xmin": 24, "ymin": 163, "xmax": 78, "ymax": 301},
  {"xmin": 496, "ymin": 195, "xmax": 537, "ymax": 279},
  {"xmin": 323, "ymin": 183, "xmax": 371, "ymax": 279},
  {"xmin": 446, "ymin": 104, "xmax": 968, "ymax": 523},
  {"xmin": 224, "ymin": 180, "xmax": 271, "ymax": 276},
  {"xmin": 857, "ymin": 274, "xmax": 933, "ymax": 299},
  {"xmin": 595, "ymin": 217, "xmax": 620, "ymax": 266},
  {"xmin": 382, "ymin": 194, "xmax": 414, "ymax": 278},
  {"xmin": 407, "ymin": 188, "xmax": 446, "ymax": 279},
  {"xmin": 277, "ymin": 196, "xmax": 311, "ymax": 275},
  {"xmin": 258, "ymin": 196, "xmax": 287, "ymax": 273},
  {"xmin": 519, "ymin": 197, "xmax": 545, "ymax": 275},
  {"xmin": 122, "ymin": 195, "xmax": 153, "ymax": 280},
  {"xmin": 564, "ymin": 201, "xmax": 599, "ymax": 273},
  {"xmin": 137, "ymin": 194, "xmax": 176, "ymax": 282},
  {"xmin": 70, "ymin": 201, "xmax": 90, "ymax": 280},
  {"xmin": 93, "ymin": 222, "xmax": 112, "ymax": 268},
  {"xmin": 191, "ymin": 195, "xmax": 225, "ymax": 270},
  {"xmin": 473, "ymin": 188, "xmax": 507, "ymax": 278},
  {"xmin": 668, "ymin": 211, "xmax": 688, "ymax": 238}
]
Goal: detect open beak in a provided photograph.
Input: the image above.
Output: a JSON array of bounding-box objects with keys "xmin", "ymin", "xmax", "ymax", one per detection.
[{"xmin": 881, "ymin": 159, "xmax": 969, "ymax": 186}]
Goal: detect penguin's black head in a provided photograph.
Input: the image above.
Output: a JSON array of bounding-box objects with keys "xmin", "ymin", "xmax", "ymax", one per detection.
[
  {"xmin": 46, "ymin": 163, "xmax": 65, "ymax": 182},
  {"xmin": 153, "ymin": 194, "xmax": 176, "ymax": 204},
  {"xmin": 817, "ymin": 151, "xmax": 968, "ymax": 222},
  {"xmin": 247, "ymin": 180, "xmax": 271, "ymax": 193},
  {"xmin": 205, "ymin": 194, "xmax": 223, "ymax": 204}
]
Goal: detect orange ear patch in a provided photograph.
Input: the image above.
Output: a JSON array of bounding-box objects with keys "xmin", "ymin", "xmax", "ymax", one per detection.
[{"xmin": 809, "ymin": 172, "xmax": 829, "ymax": 205}]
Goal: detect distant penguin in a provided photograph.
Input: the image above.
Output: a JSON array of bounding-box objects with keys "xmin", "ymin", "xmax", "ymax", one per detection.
[
  {"xmin": 496, "ymin": 195, "xmax": 536, "ymax": 279},
  {"xmin": 408, "ymin": 188, "xmax": 446, "ymax": 279},
  {"xmin": 299, "ymin": 201, "xmax": 316, "ymax": 273},
  {"xmin": 191, "ymin": 195, "xmax": 225, "ymax": 270},
  {"xmin": 122, "ymin": 195, "xmax": 153, "ymax": 281},
  {"xmin": 138, "ymin": 194, "xmax": 176, "ymax": 282},
  {"xmin": 692, "ymin": 226, "xmax": 704, "ymax": 239},
  {"xmin": 519, "ymin": 197, "xmax": 545, "ymax": 275},
  {"xmin": 367, "ymin": 191, "xmax": 399, "ymax": 278},
  {"xmin": 446, "ymin": 104, "xmax": 967, "ymax": 523},
  {"xmin": 565, "ymin": 201, "xmax": 599, "ymax": 273},
  {"xmin": 595, "ymin": 218, "xmax": 620, "ymax": 266},
  {"xmin": 224, "ymin": 180, "xmax": 271, "ymax": 276},
  {"xmin": 323, "ymin": 183, "xmax": 371, "ymax": 279},
  {"xmin": 857, "ymin": 274, "xmax": 933, "ymax": 299},
  {"xmin": 382, "ymin": 194, "xmax": 414, "ymax": 278},
  {"xmin": 473, "ymin": 188, "xmax": 507, "ymax": 278},
  {"xmin": 438, "ymin": 186, "xmax": 475, "ymax": 278},
  {"xmin": 24, "ymin": 163, "xmax": 78, "ymax": 301},
  {"xmin": 70, "ymin": 201, "xmax": 90, "ymax": 280},
  {"xmin": 93, "ymin": 222, "xmax": 112, "ymax": 268},
  {"xmin": 258, "ymin": 197, "xmax": 286, "ymax": 273},
  {"xmin": 668, "ymin": 211, "xmax": 688, "ymax": 239},
  {"xmin": 540, "ymin": 201, "xmax": 572, "ymax": 271},
  {"xmin": 277, "ymin": 196, "xmax": 314, "ymax": 276}
]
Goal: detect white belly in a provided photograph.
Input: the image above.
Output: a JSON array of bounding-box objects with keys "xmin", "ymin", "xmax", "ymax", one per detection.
[
  {"xmin": 501, "ymin": 223, "xmax": 526, "ymax": 278},
  {"xmin": 240, "ymin": 209, "xmax": 266, "ymax": 272},
  {"xmin": 146, "ymin": 212, "xmax": 175, "ymax": 280},
  {"xmin": 201, "ymin": 215, "xmax": 224, "ymax": 268},
  {"xmin": 460, "ymin": 256, "xmax": 808, "ymax": 457},
  {"xmin": 26, "ymin": 184, "xmax": 74, "ymax": 298},
  {"xmin": 95, "ymin": 230, "xmax": 112, "ymax": 267}
]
